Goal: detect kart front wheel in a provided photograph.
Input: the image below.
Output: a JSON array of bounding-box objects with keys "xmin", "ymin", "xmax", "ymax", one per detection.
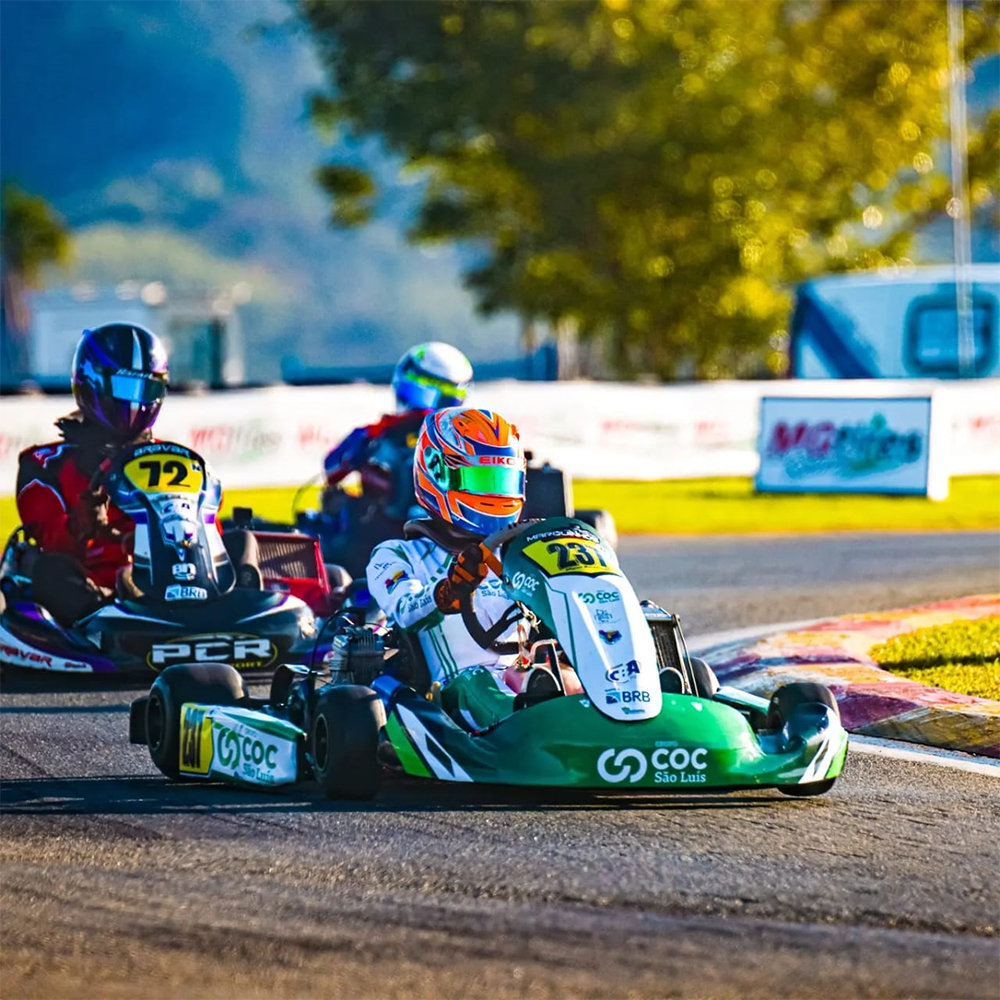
[
  {"xmin": 766, "ymin": 682, "xmax": 840, "ymax": 798},
  {"xmin": 310, "ymin": 684, "xmax": 386, "ymax": 800},
  {"xmin": 147, "ymin": 664, "xmax": 248, "ymax": 779}
]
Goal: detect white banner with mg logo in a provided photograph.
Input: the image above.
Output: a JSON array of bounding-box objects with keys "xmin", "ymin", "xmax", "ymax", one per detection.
[{"xmin": 756, "ymin": 396, "xmax": 950, "ymax": 499}]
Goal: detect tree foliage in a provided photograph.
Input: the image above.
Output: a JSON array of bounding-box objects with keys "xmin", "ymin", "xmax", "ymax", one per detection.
[
  {"xmin": 1, "ymin": 181, "xmax": 72, "ymax": 285},
  {"xmin": 299, "ymin": 0, "xmax": 999, "ymax": 378},
  {"xmin": 1, "ymin": 182, "xmax": 72, "ymax": 381}
]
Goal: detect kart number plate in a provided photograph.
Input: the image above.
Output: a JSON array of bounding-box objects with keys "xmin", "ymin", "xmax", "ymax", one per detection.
[
  {"xmin": 124, "ymin": 455, "xmax": 205, "ymax": 495},
  {"xmin": 179, "ymin": 704, "xmax": 213, "ymax": 775},
  {"xmin": 522, "ymin": 536, "xmax": 619, "ymax": 578}
]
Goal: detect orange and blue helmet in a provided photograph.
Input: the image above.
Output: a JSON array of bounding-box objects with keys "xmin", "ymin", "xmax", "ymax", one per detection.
[{"xmin": 414, "ymin": 408, "xmax": 526, "ymax": 535}]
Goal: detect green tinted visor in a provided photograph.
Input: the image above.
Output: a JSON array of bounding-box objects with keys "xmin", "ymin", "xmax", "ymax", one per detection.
[
  {"xmin": 447, "ymin": 463, "xmax": 525, "ymax": 496},
  {"xmin": 396, "ymin": 370, "xmax": 468, "ymax": 410}
]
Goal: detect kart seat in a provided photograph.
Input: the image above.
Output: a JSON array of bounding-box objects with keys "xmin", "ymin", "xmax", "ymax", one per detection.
[{"xmin": 403, "ymin": 517, "xmax": 481, "ymax": 554}]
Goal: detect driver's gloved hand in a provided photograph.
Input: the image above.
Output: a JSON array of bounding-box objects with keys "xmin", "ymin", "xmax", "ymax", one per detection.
[
  {"xmin": 67, "ymin": 490, "xmax": 110, "ymax": 545},
  {"xmin": 434, "ymin": 543, "xmax": 490, "ymax": 614},
  {"xmin": 91, "ymin": 525, "xmax": 125, "ymax": 552}
]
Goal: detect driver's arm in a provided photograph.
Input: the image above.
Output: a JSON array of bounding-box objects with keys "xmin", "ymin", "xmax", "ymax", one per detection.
[
  {"xmin": 16, "ymin": 478, "xmax": 77, "ymax": 553},
  {"xmin": 15, "ymin": 449, "xmax": 79, "ymax": 554},
  {"xmin": 366, "ymin": 542, "xmax": 443, "ymax": 633},
  {"xmin": 323, "ymin": 426, "xmax": 370, "ymax": 487}
]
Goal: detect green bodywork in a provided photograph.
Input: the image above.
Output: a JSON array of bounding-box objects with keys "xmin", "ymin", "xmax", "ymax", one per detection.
[
  {"xmin": 381, "ymin": 681, "xmax": 847, "ymax": 790},
  {"xmin": 380, "ymin": 517, "xmax": 848, "ymax": 791}
]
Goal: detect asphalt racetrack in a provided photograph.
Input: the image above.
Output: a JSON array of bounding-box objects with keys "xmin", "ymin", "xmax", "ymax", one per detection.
[{"xmin": 2, "ymin": 531, "xmax": 998, "ymax": 1000}]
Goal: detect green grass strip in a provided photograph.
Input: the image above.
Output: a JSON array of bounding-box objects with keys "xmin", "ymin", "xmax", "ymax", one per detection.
[
  {"xmin": 572, "ymin": 475, "xmax": 1000, "ymax": 534},
  {"xmin": 2, "ymin": 474, "xmax": 997, "ymax": 537},
  {"xmin": 869, "ymin": 617, "xmax": 1000, "ymax": 700}
]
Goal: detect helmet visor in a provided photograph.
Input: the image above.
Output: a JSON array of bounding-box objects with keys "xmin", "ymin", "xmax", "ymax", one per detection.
[
  {"xmin": 108, "ymin": 372, "xmax": 167, "ymax": 404},
  {"xmin": 448, "ymin": 463, "xmax": 525, "ymax": 497},
  {"xmin": 396, "ymin": 368, "xmax": 468, "ymax": 410}
]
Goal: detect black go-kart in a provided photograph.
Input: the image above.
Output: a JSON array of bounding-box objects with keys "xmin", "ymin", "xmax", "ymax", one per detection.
[{"xmin": 0, "ymin": 441, "xmax": 320, "ymax": 678}]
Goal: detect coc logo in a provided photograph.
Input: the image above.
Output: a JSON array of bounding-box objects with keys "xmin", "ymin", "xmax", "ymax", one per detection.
[
  {"xmin": 507, "ymin": 571, "xmax": 538, "ymax": 594},
  {"xmin": 596, "ymin": 747, "xmax": 709, "ymax": 784}
]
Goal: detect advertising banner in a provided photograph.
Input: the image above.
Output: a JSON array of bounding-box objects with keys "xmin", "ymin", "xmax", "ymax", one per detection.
[
  {"xmin": 1, "ymin": 379, "xmax": 995, "ymax": 498},
  {"xmin": 756, "ymin": 396, "xmax": 949, "ymax": 499}
]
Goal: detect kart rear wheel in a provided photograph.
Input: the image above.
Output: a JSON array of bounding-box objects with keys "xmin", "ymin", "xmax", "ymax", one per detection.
[
  {"xmin": 310, "ymin": 684, "xmax": 385, "ymax": 800},
  {"xmin": 147, "ymin": 664, "xmax": 248, "ymax": 779},
  {"xmin": 689, "ymin": 656, "xmax": 720, "ymax": 699},
  {"xmin": 766, "ymin": 682, "xmax": 840, "ymax": 798}
]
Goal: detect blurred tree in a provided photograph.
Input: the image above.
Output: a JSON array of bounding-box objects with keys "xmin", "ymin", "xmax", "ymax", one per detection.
[
  {"xmin": 0, "ymin": 182, "xmax": 72, "ymax": 383},
  {"xmin": 299, "ymin": 0, "xmax": 999, "ymax": 379}
]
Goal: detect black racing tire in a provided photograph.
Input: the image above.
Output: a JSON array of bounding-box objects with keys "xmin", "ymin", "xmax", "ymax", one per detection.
[
  {"xmin": 146, "ymin": 663, "xmax": 248, "ymax": 779},
  {"xmin": 574, "ymin": 509, "xmax": 618, "ymax": 551},
  {"xmin": 689, "ymin": 656, "xmax": 720, "ymax": 699},
  {"xmin": 310, "ymin": 684, "xmax": 386, "ymax": 800},
  {"xmin": 766, "ymin": 682, "xmax": 840, "ymax": 798}
]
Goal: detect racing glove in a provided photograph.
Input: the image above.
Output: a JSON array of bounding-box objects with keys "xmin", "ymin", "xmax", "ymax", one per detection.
[
  {"xmin": 67, "ymin": 489, "xmax": 110, "ymax": 545},
  {"xmin": 434, "ymin": 543, "xmax": 490, "ymax": 614}
]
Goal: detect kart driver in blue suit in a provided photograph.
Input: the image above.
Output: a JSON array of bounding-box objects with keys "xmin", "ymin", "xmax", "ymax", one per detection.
[{"xmin": 316, "ymin": 342, "xmax": 473, "ymax": 578}]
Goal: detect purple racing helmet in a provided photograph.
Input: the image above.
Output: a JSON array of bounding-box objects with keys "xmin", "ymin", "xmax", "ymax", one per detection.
[{"xmin": 71, "ymin": 323, "xmax": 169, "ymax": 439}]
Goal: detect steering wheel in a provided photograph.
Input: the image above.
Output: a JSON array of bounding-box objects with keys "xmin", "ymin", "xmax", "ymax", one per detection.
[{"xmin": 458, "ymin": 520, "xmax": 542, "ymax": 654}]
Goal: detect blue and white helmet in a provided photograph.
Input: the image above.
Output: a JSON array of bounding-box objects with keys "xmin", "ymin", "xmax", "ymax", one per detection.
[{"xmin": 391, "ymin": 342, "xmax": 473, "ymax": 412}]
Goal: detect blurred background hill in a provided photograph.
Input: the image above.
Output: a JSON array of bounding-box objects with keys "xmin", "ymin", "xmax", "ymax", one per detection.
[{"xmin": 0, "ymin": 0, "xmax": 522, "ymax": 382}]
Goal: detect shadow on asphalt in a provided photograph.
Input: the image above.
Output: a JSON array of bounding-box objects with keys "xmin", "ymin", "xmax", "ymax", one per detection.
[
  {"xmin": 0, "ymin": 773, "xmax": 789, "ymax": 816},
  {"xmin": 0, "ymin": 704, "xmax": 130, "ymax": 714},
  {"xmin": 0, "ymin": 669, "xmax": 153, "ymax": 695}
]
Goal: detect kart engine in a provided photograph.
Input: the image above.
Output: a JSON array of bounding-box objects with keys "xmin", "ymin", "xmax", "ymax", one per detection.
[{"xmin": 325, "ymin": 625, "xmax": 386, "ymax": 687}]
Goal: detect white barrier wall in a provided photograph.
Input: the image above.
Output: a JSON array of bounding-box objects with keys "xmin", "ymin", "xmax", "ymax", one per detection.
[{"xmin": 1, "ymin": 378, "xmax": 998, "ymax": 493}]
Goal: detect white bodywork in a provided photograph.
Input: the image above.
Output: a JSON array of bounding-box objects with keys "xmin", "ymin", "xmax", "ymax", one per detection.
[{"xmin": 542, "ymin": 572, "xmax": 662, "ymax": 722}]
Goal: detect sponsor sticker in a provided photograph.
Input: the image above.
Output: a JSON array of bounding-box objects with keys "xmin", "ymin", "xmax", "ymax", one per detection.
[
  {"xmin": 506, "ymin": 571, "xmax": 538, "ymax": 594},
  {"xmin": 579, "ymin": 590, "xmax": 622, "ymax": 605},
  {"xmin": 596, "ymin": 747, "xmax": 709, "ymax": 784},
  {"xmin": 164, "ymin": 584, "xmax": 208, "ymax": 601},
  {"xmin": 606, "ymin": 659, "xmax": 640, "ymax": 683},
  {"xmin": 526, "ymin": 526, "xmax": 600, "ymax": 544},
  {"xmin": 0, "ymin": 640, "xmax": 91, "ymax": 672},
  {"xmin": 147, "ymin": 634, "xmax": 277, "ymax": 671},
  {"xmin": 213, "ymin": 721, "xmax": 296, "ymax": 785},
  {"xmin": 593, "ymin": 608, "xmax": 614, "ymax": 624},
  {"xmin": 31, "ymin": 443, "xmax": 70, "ymax": 467},
  {"xmin": 384, "ymin": 569, "xmax": 408, "ymax": 592},
  {"xmin": 171, "ymin": 562, "xmax": 197, "ymax": 581},
  {"xmin": 599, "ymin": 629, "xmax": 622, "ymax": 645},
  {"xmin": 605, "ymin": 688, "xmax": 650, "ymax": 705}
]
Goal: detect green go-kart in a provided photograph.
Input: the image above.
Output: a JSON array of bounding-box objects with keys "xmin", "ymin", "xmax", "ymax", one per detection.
[{"xmin": 128, "ymin": 517, "xmax": 847, "ymax": 799}]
